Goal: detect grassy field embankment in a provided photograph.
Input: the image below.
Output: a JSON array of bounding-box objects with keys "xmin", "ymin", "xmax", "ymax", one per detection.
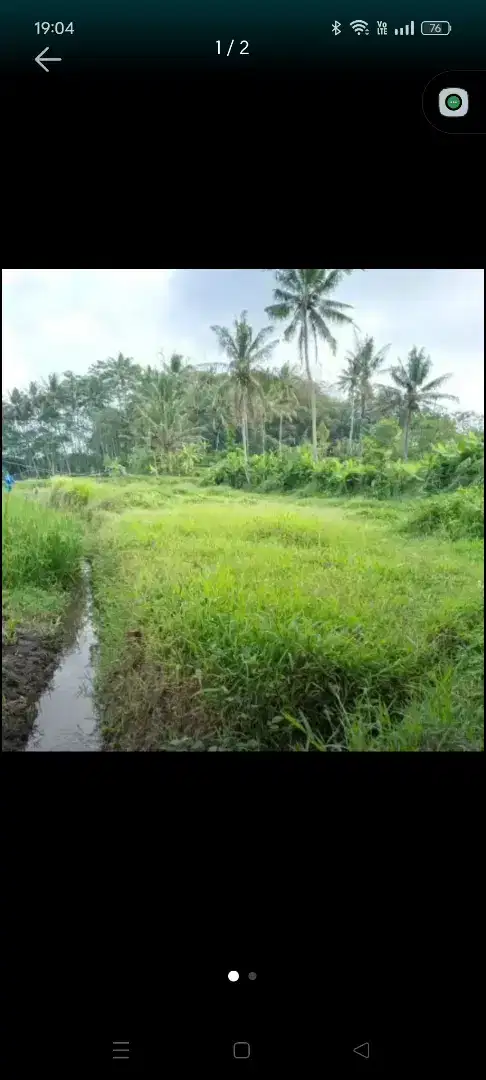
[
  {"xmin": 3, "ymin": 475, "xmax": 483, "ymax": 751},
  {"xmin": 19, "ymin": 475, "xmax": 481, "ymax": 752},
  {"xmin": 2, "ymin": 489, "xmax": 84, "ymax": 749}
]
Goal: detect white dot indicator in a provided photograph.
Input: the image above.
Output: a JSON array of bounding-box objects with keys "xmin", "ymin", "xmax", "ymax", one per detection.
[{"xmin": 228, "ymin": 970, "xmax": 239, "ymax": 982}]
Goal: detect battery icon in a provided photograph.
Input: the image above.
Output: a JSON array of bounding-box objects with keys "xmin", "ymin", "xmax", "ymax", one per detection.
[{"xmin": 421, "ymin": 21, "xmax": 451, "ymax": 34}]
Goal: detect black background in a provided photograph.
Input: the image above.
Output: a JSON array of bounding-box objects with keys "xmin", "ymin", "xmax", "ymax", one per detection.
[
  {"xmin": 3, "ymin": 946, "xmax": 483, "ymax": 1073},
  {"xmin": 2, "ymin": 60, "xmax": 485, "ymax": 257},
  {"xmin": 2, "ymin": 757, "xmax": 483, "ymax": 1075},
  {"xmin": 1, "ymin": 8, "xmax": 483, "ymax": 1076}
]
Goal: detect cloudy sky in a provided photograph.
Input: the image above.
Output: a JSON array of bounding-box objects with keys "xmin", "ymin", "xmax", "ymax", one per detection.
[{"xmin": 2, "ymin": 269, "xmax": 484, "ymax": 411}]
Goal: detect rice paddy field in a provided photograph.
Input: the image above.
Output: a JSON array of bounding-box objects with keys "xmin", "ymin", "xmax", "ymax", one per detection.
[{"xmin": 2, "ymin": 476, "xmax": 484, "ymax": 751}]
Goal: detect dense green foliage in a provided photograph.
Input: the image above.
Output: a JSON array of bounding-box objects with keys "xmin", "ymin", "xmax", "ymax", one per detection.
[
  {"xmin": 202, "ymin": 432, "xmax": 484, "ymax": 507},
  {"xmin": 422, "ymin": 433, "xmax": 484, "ymax": 492},
  {"xmin": 3, "ymin": 282, "xmax": 483, "ymax": 484}
]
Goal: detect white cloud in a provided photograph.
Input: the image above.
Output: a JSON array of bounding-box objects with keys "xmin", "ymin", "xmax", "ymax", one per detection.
[
  {"xmin": 2, "ymin": 268, "xmax": 483, "ymax": 414},
  {"xmin": 2, "ymin": 269, "xmax": 176, "ymax": 390},
  {"xmin": 1, "ymin": 324, "xmax": 32, "ymax": 389}
]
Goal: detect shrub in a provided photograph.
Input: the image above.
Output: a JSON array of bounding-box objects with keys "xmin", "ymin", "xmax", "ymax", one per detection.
[
  {"xmin": 203, "ymin": 450, "xmax": 249, "ymax": 488},
  {"xmin": 246, "ymin": 452, "xmax": 281, "ymax": 487},
  {"xmin": 402, "ymin": 487, "xmax": 484, "ymax": 540},
  {"xmin": 201, "ymin": 435, "xmax": 484, "ymax": 503},
  {"xmin": 172, "ymin": 443, "xmax": 207, "ymax": 476},
  {"xmin": 278, "ymin": 447, "xmax": 315, "ymax": 490},
  {"xmin": 312, "ymin": 458, "xmax": 342, "ymax": 490},
  {"xmin": 371, "ymin": 461, "xmax": 424, "ymax": 498},
  {"xmin": 127, "ymin": 447, "xmax": 153, "ymax": 475},
  {"xmin": 369, "ymin": 418, "xmax": 402, "ymax": 450},
  {"xmin": 49, "ymin": 479, "xmax": 91, "ymax": 508},
  {"xmin": 423, "ymin": 433, "xmax": 484, "ymax": 493},
  {"xmin": 104, "ymin": 457, "xmax": 127, "ymax": 477}
]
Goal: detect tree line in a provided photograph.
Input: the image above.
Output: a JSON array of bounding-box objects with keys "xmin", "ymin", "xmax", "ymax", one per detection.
[{"xmin": 2, "ymin": 269, "xmax": 483, "ymax": 479}]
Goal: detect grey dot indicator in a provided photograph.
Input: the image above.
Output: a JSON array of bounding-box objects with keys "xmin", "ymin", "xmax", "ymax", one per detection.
[{"xmin": 248, "ymin": 972, "xmax": 257, "ymax": 980}]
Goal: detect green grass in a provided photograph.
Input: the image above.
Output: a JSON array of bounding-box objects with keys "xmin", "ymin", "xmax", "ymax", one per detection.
[
  {"xmin": 2, "ymin": 489, "xmax": 84, "ymax": 631},
  {"xmin": 48, "ymin": 476, "xmax": 480, "ymax": 752},
  {"xmin": 8, "ymin": 476, "xmax": 483, "ymax": 750}
]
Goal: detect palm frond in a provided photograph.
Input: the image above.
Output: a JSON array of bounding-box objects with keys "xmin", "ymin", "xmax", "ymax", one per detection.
[
  {"xmin": 283, "ymin": 313, "xmax": 303, "ymax": 344},
  {"xmin": 249, "ymin": 324, "xmax": 279, "ymax": 358},
  {"xmin": 309, "ymin": 310, "xmax": 338, "ymax": 354},
  {"xmin": 421, "ymin": 391, "xmax": 459, "ymax": 403},
  {"xmin": 265, "ymin": 302, "xmax": 292, "ymax": 321},
  {"xmin": 420, "ymin": 373, "xmax": 454, "ymax": 393},
  {"xmin": 210, "ymin": 325, "xmax": 239, "ymax": 361}
]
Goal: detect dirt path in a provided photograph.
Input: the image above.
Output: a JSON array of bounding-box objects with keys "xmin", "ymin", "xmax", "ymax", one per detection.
[
  {"xmin": 3, "ymin": 562, "xmax": 101, "ymax": 752},
  {"xmin": 2, "ymin": 616, "xmax": 64, "ymax": 751}
]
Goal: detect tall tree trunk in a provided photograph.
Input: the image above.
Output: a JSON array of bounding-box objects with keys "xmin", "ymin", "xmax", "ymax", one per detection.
[
  {"xmin": 241, "ymin": 397, "xmax": 250, "ymax": 482},
  {"xmin": 279, "ymin": 413, "xmax": 283, "ymax": 454},
  {"xmin": 403, "ymin": 410, "xmax": 411, "ymax": 461},
  {"xmin": 28, "ymin": 450, "xmax": 39, "ymax": 478},
  {"xmin": 241, "ymin": 417, "xmax": 247, "ymax": 462},
  {"xmin": 313, "ymin": 324, "xmax": 319, "ymax": 461},
  {"xmin": 310, "ymin": 385, "xmax": 317, "ymax": 461},
  {"xmin": 359, "ymin": 392, "xmax": 366, "ymax": 457},
  {"xmin": 303, "ymin": 317, "xmax": 317, "ymax": 461},
  {"xmin": 349, "ymin": 395, "xmax": 355, "ymax": 455},
  {"xmin": 261, "ymin": 422, "xmax": 265, "ymax": 455}
]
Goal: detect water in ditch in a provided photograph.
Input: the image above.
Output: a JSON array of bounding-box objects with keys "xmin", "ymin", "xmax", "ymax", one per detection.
[{"xmin": 25, "ymin": 562, "xmax": 101, "ymax": 752}]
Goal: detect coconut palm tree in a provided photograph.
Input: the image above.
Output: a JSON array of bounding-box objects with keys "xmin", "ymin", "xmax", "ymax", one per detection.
[
  {"xmin": 159, "ymin": 351, "xmax": 195, "ymax": 378},
  {"xmin": 166, "ymin": 352, "xmax": 184, "ymax": 375},
  {"xmin": 210, "ymin": 311, "xmax": 279, "ymax": 476},
  {"xmin": 339, "ymin": 333, "xmax": 390, "ymax": 454},
  {"xmin": 102, "ymin": 352, "xmax": 139, "ymax": 410},
  {"xmin": 337, "ymin": 346, "xmax": 362, "ymax": 455},
  {"xmin": 184, "ymin": 367, "xmax": 230, "ymax": 452},
  {"xmin": 265, "ymin": 270, "xmax": 358, "ymax": 460},
  {"xmin": 270, "ymin": 363, "xmax": 301, "ymax": 453},
  {"xmin": 133, "ymin": 367, "xmax": 202, "ymax": 473},
  {"xmin": 381, "ymin": 347, "xmax": 459, "ymax": 460}
]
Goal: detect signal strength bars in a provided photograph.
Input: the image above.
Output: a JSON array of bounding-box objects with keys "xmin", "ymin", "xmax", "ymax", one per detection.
[{"xmin": 395, "ymin": 21, "xmax": 414, "ymax": 34}]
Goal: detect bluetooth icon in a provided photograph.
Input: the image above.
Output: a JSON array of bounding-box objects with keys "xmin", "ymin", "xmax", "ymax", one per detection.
[{"xmin": 332, "ymin": 20, "xmax": 341, "ymax": 35}]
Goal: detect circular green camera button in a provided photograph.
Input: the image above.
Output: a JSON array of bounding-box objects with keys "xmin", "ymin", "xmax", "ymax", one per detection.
[{"xmin": 445, "ymin": 93, "xmax": 462, "ymax": 111}]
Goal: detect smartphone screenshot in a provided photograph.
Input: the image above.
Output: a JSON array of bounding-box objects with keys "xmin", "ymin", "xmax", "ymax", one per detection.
[{"xmin": 1, "ymin": 5, "xmax": 483, "ymax": 1079}]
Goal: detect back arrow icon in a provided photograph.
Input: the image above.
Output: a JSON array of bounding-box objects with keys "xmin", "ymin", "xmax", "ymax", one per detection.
[
  {"xmin": 353, "ymin": 1043, "xmax": 370, "ymax": 1059},
  {"xmin": 34, "ymin": 46, "xmax": 62, "ymax": 72}
]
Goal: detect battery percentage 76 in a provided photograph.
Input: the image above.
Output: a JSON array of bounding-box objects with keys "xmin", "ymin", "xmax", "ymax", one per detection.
[{"xmin": 421, "ymin": 21, "xmax": 451, "ymax": 34}]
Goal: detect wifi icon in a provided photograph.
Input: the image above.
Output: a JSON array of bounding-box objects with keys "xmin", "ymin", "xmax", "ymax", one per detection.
[{"xmin": 350, "ymin": 20, "xmax": 369, "ymax": 34}]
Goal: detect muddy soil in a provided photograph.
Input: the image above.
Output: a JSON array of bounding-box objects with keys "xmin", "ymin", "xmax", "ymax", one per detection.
[{"xmin": 2, "ymin": 616, "xmax": 64, "ymax": 751}]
